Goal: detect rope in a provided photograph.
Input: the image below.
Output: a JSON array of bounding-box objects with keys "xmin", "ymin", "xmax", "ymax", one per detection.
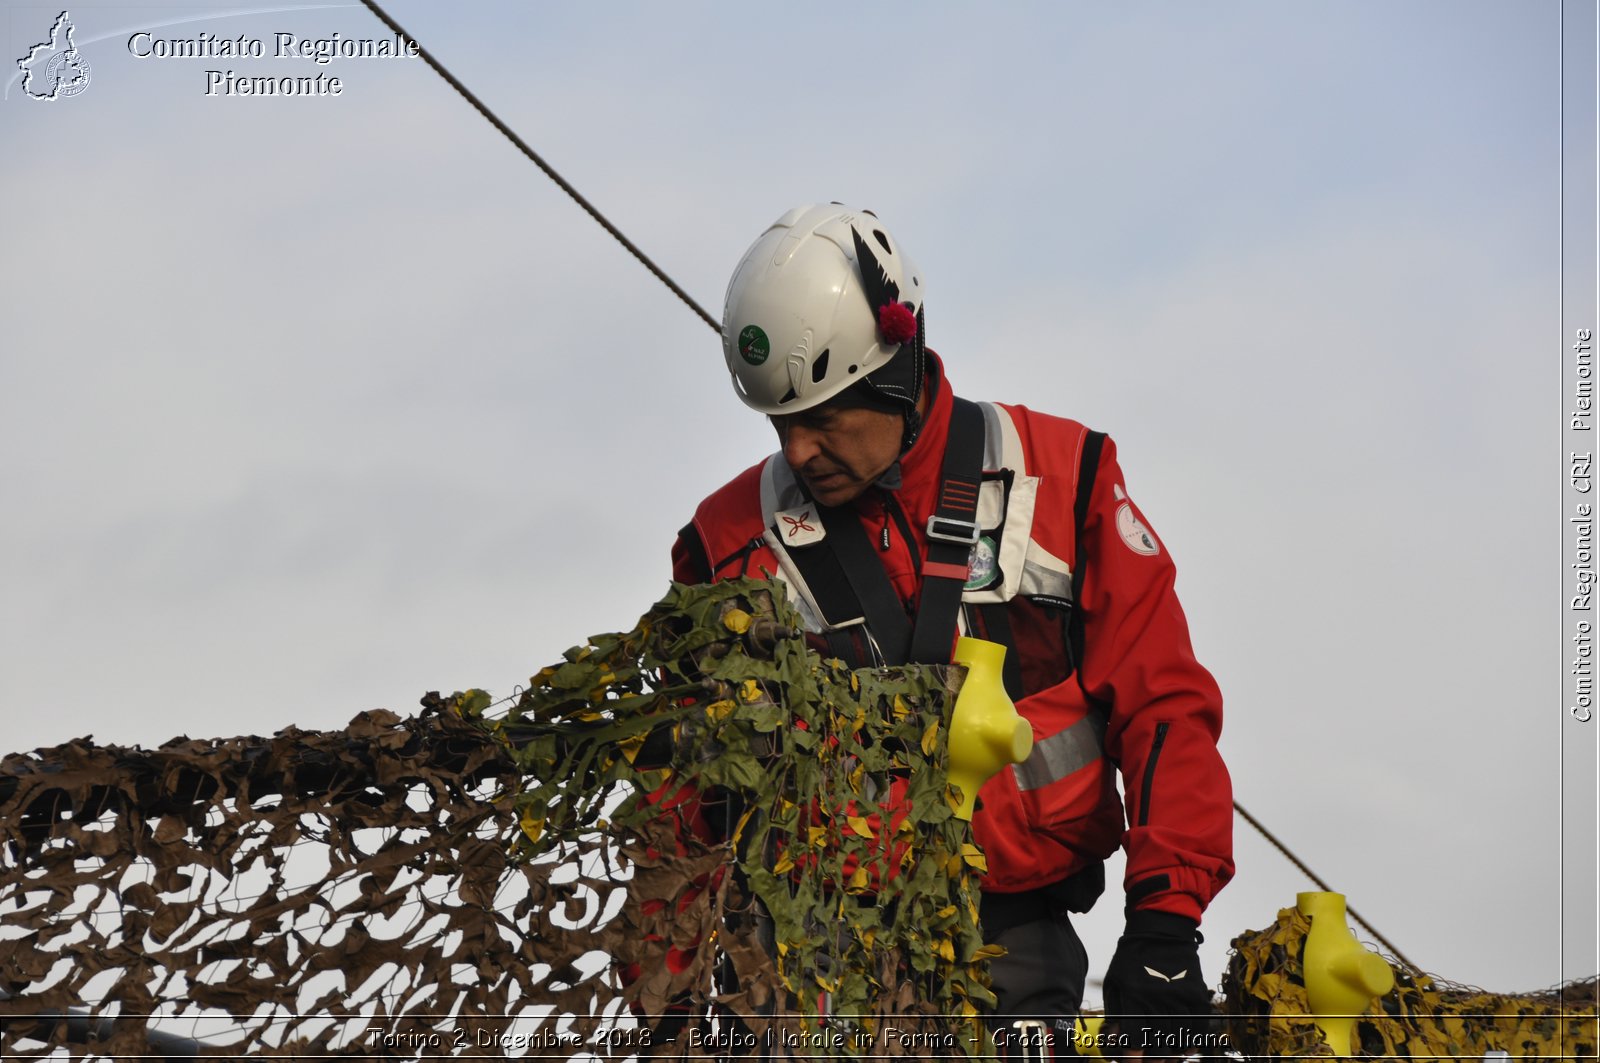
[
  {"xmin": 1234, "ymin": 799, "xmax": 1416, "ymax": 971},
  {"xmin": 355, "ymin": 0, "xmax": 1421, "ymax": 988},
  {"xmin": 354, "ymin": 0, "xmax": 721, "ymax": 335}
]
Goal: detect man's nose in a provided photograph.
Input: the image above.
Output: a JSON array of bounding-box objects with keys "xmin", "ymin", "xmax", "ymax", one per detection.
[{"xmin": 779, "ymin": 424, "xmax": 822, "ymax": 469}]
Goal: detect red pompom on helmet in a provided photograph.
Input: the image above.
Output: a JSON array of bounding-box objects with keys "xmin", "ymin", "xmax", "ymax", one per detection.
[{"xmin": 877, "ymin": 302, "xmax": 918, "ymax": 346}]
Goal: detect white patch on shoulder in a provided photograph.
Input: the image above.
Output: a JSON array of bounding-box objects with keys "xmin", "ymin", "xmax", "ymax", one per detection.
[
  {"xmin": 774, "ymin": 505, "xmax": 825, "ymax": 546},
  {"xmin": 1115, "ymin": 502, "xmax": 1160, "ymax": 556}
]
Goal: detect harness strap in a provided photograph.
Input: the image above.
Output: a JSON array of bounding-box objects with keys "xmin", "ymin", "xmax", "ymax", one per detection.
[
  {"xmin": 1071, "ymin": 432, "xmax": 1105, "ymax": 601},
  {"xmin": 712, "ymin": 535, "xmax": 764, "ymax": 580},
  {"xmin": 774, "ymin": 397, "xmax": 987, "ymax": 668},
  {"xmin": 770, "ymin": 404, "xmax": 1100, "ymax": 694},
  {"xmin": 783, "ymin": 517, "xmax": 875, "ymax": 630},
  {"xmin": 906, "ymin": 397, "xmax": 986, "ymax": 663},
  {"xmin": 1067, "ymin": 431, "xmax": 1107, "ymax": 699},
  {"xmin": 812, "ymin": 502, "xmax": 913, "ymax": 662}
]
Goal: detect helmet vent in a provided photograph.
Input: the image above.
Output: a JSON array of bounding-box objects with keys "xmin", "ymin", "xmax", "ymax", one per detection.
[
  {"xmin": 811, "ymin": 349, "xmax": 831, "ymax": 384},
  {"xmin": 873, "ymin": 229, "xmax": 892, "ymax": 253},
  {"xmin": 777, "ymin": 386, "xmax": 797, "ymax": 405}
]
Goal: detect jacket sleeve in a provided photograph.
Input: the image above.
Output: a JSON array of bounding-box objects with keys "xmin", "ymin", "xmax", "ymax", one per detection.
[{"xmin": 1075, "ymin": 436, "xmax": 1234, "ymax": 923}]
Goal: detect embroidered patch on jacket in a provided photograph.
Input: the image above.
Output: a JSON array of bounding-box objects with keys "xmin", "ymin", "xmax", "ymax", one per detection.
[
  {"xmin": 775, "ymin": 505, "xmax": 825, "ymax": 546},
  {"xmin": 1115, "ymin": 505, "xmax": 1160, "ymax": 555},
  {"xmin": 965, "ymin": 534, "xmax": 999, "ymax": 590},
  {"xmin": 1112, "ymin": 485, "xmax": 1160, "ymax": 556}
]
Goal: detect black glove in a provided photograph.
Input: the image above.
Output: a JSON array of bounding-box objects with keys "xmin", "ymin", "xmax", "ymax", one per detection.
[{"xmin": 1102, "ymin": 910, "xmax": 1212, "ymax": 1057}]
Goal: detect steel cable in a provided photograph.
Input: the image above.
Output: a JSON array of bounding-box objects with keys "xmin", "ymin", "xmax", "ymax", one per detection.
[
  {"xmin": 355, "ymin": 0, "xmax": 720, "ymax": 335},
  {"xmin": 1234, "ymin": 799, "xmax": 1416, "ymax": 971}
]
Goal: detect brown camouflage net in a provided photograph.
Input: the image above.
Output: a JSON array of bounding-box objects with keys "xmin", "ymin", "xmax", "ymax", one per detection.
[
  {"xmin": 9, "ymin": 575, "xmax": 1593, "ymax": 1060},
  {"xmin": 1222, "ymin": 904, "xmax": 1599, "ymax": 1059},
  {"xmin": 0, "ymin": 579, "xmax": 995, "ymax": 1059}
]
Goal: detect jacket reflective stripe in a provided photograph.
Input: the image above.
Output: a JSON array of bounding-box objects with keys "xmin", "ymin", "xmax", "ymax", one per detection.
[{"xmin": 1012, "ymin": 712, "xmax": 1106, "ymax": 792}]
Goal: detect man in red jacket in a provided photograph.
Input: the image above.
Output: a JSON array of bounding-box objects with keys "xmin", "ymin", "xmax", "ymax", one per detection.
[{"xmin": 673, "ymin": 204, "xmax": 1234, "ymax": 1059}]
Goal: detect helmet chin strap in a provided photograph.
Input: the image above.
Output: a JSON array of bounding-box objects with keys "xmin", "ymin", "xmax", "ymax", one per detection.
[
  {"xmin": 848, "ymin": 306, "xmax": 928, "ymax": 453},
  {"xmin": 897, "ymin": 307, "xmax": 929, "ymax": 453},
  {"xmin": 824, "ymin": 308, "xmax": 930, "ymax": 453}
]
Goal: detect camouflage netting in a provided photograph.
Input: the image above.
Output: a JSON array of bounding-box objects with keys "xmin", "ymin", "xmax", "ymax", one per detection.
[
  {"xmin": 8, "ymin": 576, "xmax": 1594, "ymax": 1060},
  {"xmin": 0, "ymin": 579, "xmax": 996, "ymax": 1059},
  {"xmin": 1222, "ymin": 905, "xmax": 1599, "ymax": 1060}
]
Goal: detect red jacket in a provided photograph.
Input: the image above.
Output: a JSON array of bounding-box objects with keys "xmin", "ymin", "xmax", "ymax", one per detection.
[{"xmin": 673, "ymin": 357, "xmax": 1233, "ymax": 923}]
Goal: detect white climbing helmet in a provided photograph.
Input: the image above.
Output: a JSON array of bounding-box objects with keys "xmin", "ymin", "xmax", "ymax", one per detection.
[{"xmin": 721, "ymin": 203, "xmax": 924, "ymax": 414}]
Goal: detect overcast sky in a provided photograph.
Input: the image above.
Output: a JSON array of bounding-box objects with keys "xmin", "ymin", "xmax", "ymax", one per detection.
[{"xmin": 3, "ymin": 0, "xmax": 1593, "ymax": 1011}]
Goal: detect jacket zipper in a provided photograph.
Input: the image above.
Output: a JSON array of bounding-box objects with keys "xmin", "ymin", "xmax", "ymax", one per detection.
[
  {"xmin": 881, "ymin": 493, "xmax": 920, "ymax": 568},
  {"xmin": 1137, "ymin": 722, "xmax": 1170, "ymax": 828},
  {"xmin": 880, "ymin": 493, "xmax": 924, "ymax": 612}
]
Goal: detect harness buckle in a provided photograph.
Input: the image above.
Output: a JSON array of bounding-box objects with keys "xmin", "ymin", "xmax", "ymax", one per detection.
[{"xmin": 926, "ymin": 514, "xmax": 981, "ymax": 545}]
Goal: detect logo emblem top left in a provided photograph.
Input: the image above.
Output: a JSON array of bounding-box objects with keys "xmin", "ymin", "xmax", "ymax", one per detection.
[{"xmin": 18, "ymin": 11, "xmax": 92, "ymax": 101}]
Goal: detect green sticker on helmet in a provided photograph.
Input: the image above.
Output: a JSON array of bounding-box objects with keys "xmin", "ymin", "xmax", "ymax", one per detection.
[{"xmin": 737, "ymin": 325, "xmax": 770, "ymax": 366}]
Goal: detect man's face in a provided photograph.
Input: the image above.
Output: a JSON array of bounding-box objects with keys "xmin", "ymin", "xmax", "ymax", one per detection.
[{"xmin": 770, "ymin": 403, "xmax": 903, "ymax": 507}]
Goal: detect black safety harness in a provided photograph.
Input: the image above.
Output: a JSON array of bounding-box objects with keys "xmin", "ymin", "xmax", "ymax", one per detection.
[
  {"xmin": 677, "ymin": 397, "xmax": 1107, "ymax": 700},
  {"xmin": 798, "ymin": 397, "xmax": 986, "ymax": 661},
  {"xmin": 766, "ymin": 397, "xmax": 1104, "ymax": 704}
]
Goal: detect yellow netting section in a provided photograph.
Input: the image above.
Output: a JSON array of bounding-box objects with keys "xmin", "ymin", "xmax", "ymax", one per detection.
[{"xmin": 1223, "ymin": 906, "xmax": 1598, "ymax": 1059}]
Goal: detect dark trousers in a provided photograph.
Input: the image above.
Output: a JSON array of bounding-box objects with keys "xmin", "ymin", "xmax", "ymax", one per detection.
[{"xmin": 982, "ymin": 886, "xmax": 1093, "ymax": 1059}]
